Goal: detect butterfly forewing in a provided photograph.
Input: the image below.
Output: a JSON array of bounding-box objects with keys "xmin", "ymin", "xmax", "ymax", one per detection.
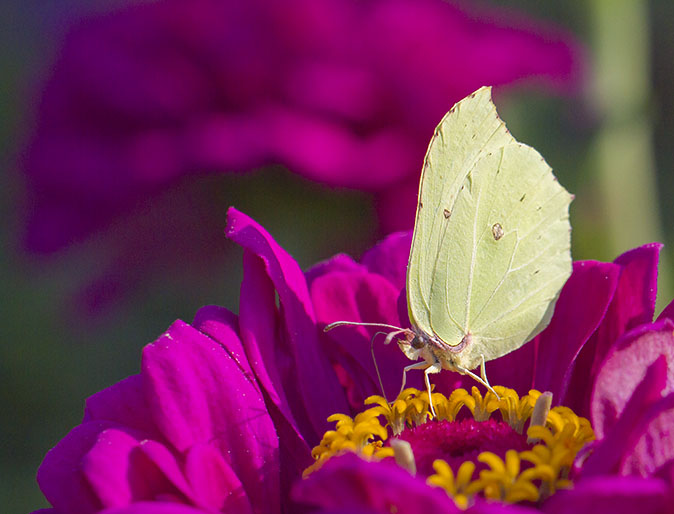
[
  {"xmin": 406, "ymin": 87, "xmax": 512, "ymax": 337},
  {"xmin": 406, "ymin": 87, "xmax": 572, "ymax": 370}
]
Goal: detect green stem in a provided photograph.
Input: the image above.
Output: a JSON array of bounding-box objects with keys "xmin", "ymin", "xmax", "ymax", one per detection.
[{"xmin": 590, "ymin": 0, "xmax": 671, "ymax": 310}]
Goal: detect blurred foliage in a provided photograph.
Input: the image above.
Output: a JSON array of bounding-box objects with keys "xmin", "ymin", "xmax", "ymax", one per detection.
[{"xmin": 2, "ymin": 1, "xmax": 673, "ymax": 512}]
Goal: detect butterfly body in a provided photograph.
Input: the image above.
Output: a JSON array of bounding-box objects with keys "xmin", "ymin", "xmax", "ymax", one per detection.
[{"xmin": 398, "ymin": 328, "xmax": 472, "ymax": 371}]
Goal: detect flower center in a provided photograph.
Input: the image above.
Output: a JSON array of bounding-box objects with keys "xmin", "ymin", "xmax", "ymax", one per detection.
[
  {"xmin": 304, "ymin": 386, "xmax": 595, "ymax": 508},
  {"xmin": 400, "ymin": 418, "xmax": 530, "ymax": 477}
]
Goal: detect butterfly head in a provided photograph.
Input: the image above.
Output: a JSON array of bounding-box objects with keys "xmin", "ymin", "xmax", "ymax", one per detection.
[{"xmin": 398, "ymin": 328, "xmax": 473, "ymax": 372}]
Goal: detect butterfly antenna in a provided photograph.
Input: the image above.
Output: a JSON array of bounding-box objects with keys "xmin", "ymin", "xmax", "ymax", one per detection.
[
  {"xmin": 325, "ymin": 321, "xmax": 414, "ymax": 404},
  {"xmin": 372, "ymin": 328, "xmax": 410, "ymax": 402},
  {"xmin": 372, "ymin": 331, "xmax": 389, "ymax": 402},
  {"xmin": 324, "ymin": 321, "xmax": 405, "ymax": 332}
]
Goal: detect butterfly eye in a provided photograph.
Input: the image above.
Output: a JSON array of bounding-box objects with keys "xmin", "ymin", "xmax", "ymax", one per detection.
[
  {"xmin": 409, "ymin": 337, "xmax": 423, "ymax": 349},
  {"xmin": 492, "ymin": 223, "xmax": 504, "ymax": 240}
]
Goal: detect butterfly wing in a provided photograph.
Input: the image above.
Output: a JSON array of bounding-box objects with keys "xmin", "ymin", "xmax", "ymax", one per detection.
[
  {"xmin": 406, "ymin": 87, "xmax": 572, "ymax": 370},
  {"xmin": 407, "ymin": 87, "xmax": 512, "ymax": 339}
]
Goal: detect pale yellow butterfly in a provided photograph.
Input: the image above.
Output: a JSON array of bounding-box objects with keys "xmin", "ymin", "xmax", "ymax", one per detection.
[{"xmin": 326, "ymin": 86, "xmax": 572, "ymax": 414}]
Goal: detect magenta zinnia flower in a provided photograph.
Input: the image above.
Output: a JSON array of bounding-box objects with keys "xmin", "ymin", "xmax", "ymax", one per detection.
[
  {"xmin": 23, "ymin": 0, "xmax": 581, "ymax": 256},
  {"xmin": 35, "ymin": 209, "xmax": 674, "ymax": 513}
]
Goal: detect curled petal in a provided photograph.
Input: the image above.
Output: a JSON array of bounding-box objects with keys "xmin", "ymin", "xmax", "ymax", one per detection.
[
  {"xmin": 584, "ymin": 356, "xmax": 669, "ymax": 476},
  {"xmin": 542, "ymin": 476, "xmax": 668, "ymax": 514},
  {"xmin": 312, "ymin": 270, "xmax": 418, "ymax": 404},
  {"xmin": 142, "ymin": 319, "xmax": 280, "ymax": 513},
  {"xmin": 534, "ymin": 261, "xmax": 620, "ymax": 405},
  {"xmin": 361, "ymin": 231, "xmax": 412, "ymax": 292},
  {"xmin": 293, "ymin": 453, "xmax": 458, "ymax": 512},
  {"xmin": 591, "ymin": 319, "xmax": 674, "ymax": 437},
  {"xmin": 567, "ymin": 244, "xmax": 662, "ymax": 416},
  {"xmin": 226, "ymin": 207, "xmax": 348, "ymax": 438},
  {"xmin": 83, "ymin": 375, "xmax": 158, "ymax": 438},
  {"xmin": 37, "ymin": 421, "xmax": 112, "ymax": 514}
]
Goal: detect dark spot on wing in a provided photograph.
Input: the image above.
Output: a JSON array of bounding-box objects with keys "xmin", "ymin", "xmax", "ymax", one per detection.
[
  {"xmin": 520, "ymin": 194, "xmax": 526, "ymax": 202},
  {"xmin": 492, "ymin": 223, "xmax": 504, "ymax": 240},
  {"xmin": 443, "ymin": 209, "xmax": 451, "ymax": 219}
]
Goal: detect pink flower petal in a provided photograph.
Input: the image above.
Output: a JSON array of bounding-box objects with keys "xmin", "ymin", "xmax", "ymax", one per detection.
[
  {"xmin": 361, "ymin": 231, "xmax": 412, "ymax": 292},
  {"xmin": 37, "ymin": 421, "xmax": 111, "ymax": 514},
  {"xmin": 226, "ymin": 207, "xmax": 348, "ymax": 437},
  {"xmin": 192, "ymin": 302, "xmax": 312, "ymax": 474},
  {"xmin": 100, "ymin": 502, "xmax": 209, "ymax": 514},
  {"xmin": 292, "ymin": 453, "xmax": 458, "ymax": 512},
  {"xmin": 591, "ymin": 319, "xmax": 674, "ymax": 437},
  {"xmin": 566, "ymin": 243, "xmax": 662, "ymax": 416},
  {"xmin": 583, "ymin": 356, "xmax": 668, "ymax": 476},
  {"xmin": 194, "ymin": 281, "xmax": 313, "ymax": 507},
  {"xmin": 376, "ymin": 179, "xmax": 420, "ymax": 234},
  {"xmin": 612, "ymin": 243, "xmax": 662, "ymax": 327},
  {"xmin": 142, "ymin": 319, "xmax": 280, "ymax": 512},
  {"xmin": 268, "ymin": 108, "xmax": 418, "ymax": 189},
  {"xmin": 83, "ymin": 375, "xmax": 158, "ymax": 437},
  {"xmin": 542, "ymin": 476, "xmax": 668, "ymax": 514},
  {"xmin": 311, "ymin": 270, "xmax": 420, "ymax": 404},
  {"xmin": 621, "ymin": 393, "xmax": 674, "ymax": 477},
  {"xmin": 191, "ymin": 305, "xmax": 254, "ymax": 378},
  {"xmin": 305, "ymin": 253, "xmax": 364, "ymax": 288},
  {"xmin": 139, "ymin": 440, "xmax": 193, "ymax": 502},
  {"xmin": 184, "ymin": 443, "xmax": 253, "ymax": 514},
  {"xmin": 82, "ymin": 429, "xmax": 182, "ymax": 509},
  {"xmin": 467, "ymin": 504, "xmax": 538, "ymax": 514},
  {"xmin": 239, "ymin": 252, "xmax": 310, "ymax": 436},
  {"xmin": 534, "ymin": 261, "xmax": 620, "ymax": 404}
]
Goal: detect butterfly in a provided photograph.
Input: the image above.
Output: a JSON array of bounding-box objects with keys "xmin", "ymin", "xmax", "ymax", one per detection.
[{"xmin": 326, "ymin": 87, "xmax": 572, "ymax": 414}]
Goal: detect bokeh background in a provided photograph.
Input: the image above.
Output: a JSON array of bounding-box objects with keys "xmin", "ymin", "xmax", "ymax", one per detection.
[{"xmin": 2, "ymin": 1, "xmax": 673, "ymax": 511}]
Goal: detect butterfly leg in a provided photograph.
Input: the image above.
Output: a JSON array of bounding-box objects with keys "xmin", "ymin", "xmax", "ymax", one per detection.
[
  {"xmin": 456, "ymin": 360, "xmax": 500, "ymax": 400},
  {"xmin": 399, "ymin": 361, "xmax": 429, "ymax": 397},
  {"xmin": 424, "ymin": 362, "xmax": 442, "ymax": 418},
  {"xmin": 479, "ymin": 354, "xmax": 500, "ymax": 400}
]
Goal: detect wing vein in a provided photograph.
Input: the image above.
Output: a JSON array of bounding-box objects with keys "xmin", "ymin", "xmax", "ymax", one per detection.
[
  {"xmin": 472, "ymin": 271, "xmax": 569, "ymax": 333},
  {"xmin": 471, "ymin": 235, "xmax": 520, "ymax": 324},
  {"xmin": 462, "ymin": 181, "xmax": 482, "ymax": 330}
]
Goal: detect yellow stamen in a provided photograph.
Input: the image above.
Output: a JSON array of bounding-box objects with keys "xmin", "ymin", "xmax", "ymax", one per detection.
[
  {"xmin": 305, "ymin": 386, "xmax": 595, "ymax": 507},
  {"xmin": 428, "ymin": 459, "xmax": 478, "ymax": 509},
  {"xmin": 452, "ymin": 387, "xmax": 501, "ymax": 421}
]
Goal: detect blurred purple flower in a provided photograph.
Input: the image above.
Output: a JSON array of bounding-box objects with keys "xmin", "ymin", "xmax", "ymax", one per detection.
[
  {"xmin": 35, "ymin": 209, "xmax": 674, "ymax": 513},
  {"xmin": 23, "ymin": 0, "xmax": 582, "ymax": 254}
]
